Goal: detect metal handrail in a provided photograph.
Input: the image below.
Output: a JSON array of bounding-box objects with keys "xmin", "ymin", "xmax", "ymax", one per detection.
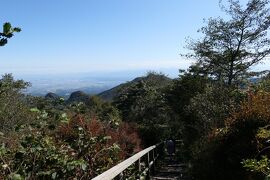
[{"xmin": 92, "ymin": 142, "xmax": 163, "ymax": 180}]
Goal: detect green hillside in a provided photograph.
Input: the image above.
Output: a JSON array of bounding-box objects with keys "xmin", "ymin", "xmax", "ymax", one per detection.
[{"xmin": 98, "ymin": 72, "xmax": 172, "ymax": 101}]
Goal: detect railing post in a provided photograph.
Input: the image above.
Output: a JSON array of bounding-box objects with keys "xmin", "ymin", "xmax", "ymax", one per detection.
[
  {"xmin": 138, "ymin": 158, "xmax": 141, "ymax": 172},
  {"xmin": 136, "ymin": 158, "xmax": 141, "ymax": 179},
  {"xmin": 152, "ymin": 149, "xmax": 156, "ymax": 174},
  {"xmin": 147, "ymin": 152, "xmax": 150, "ymax": 165},
  {"xmin": 147, "ymin": 152, "xmax": 150, "ymax": 178},
  {"xmin": 160, "ymin": 141, "xmax": 164, "ymax": 158},
  {"xmin": 117, "ymin": 172, "xmax": 124, "ymax": 180}
]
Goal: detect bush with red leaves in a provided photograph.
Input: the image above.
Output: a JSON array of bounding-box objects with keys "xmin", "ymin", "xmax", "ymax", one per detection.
[{"xmin": 57, "ymin": 115, "xmax": 141, "ymax": 177}]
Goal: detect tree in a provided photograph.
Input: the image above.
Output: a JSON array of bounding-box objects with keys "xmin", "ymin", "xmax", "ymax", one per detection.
[
  {"xmin": 166, "ymin": 68, "xmax": 208, "ymax": 115},
  {"xmin": 185, "ymin": 0, "xmax": 270, "ymax": 86},
  {"xmin": 114, "ymin": 80, "xmax": 169, "ymax": 125},
  {"xmin": 114, "ymin": 77, "xmax": 172, "ymax": 146},
  {"xmin": 0, "ymin": 74, "xmax": 32, "ymax": 132},
  {"xmin": 186, "ymin": 85, "xmax": 241, "ymax": 138},
  {"xmin": 0, "ymin": 22, "xmax": 21, "ymax": 46}
]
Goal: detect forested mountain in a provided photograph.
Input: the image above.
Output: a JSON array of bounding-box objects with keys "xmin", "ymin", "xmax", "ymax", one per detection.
[
  {"xmin": 42, "ymin": 73, "xmax": 172, "ymax": 105},
  {"xmin": 45, "ymin": 92, "xmax": 60, "ymax": 100},
  {"xmin": 66, "ymin": 91, "xmax": 90, "ymax": 103},
  {"xmin": 98, "ymin": 72, "xmax": 172, "ymax": 101}
]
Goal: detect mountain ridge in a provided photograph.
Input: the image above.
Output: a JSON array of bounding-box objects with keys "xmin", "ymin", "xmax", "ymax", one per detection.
[
  {"xmin": 43, "ymin": 73, "xmax": 173, "ymax": 102},
  {"xmin": 98, "ymin": 73, "xmax": 173, "ymax": 101}
]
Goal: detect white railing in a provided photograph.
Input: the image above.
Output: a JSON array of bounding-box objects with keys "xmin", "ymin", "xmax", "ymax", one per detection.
[{"xmin": 92, "ymin": 142, "xmax": 163, "ymax": 180}]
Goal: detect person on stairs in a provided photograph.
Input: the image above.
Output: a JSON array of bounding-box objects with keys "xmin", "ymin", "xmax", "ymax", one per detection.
[{"xmin": 166, "ymin": 137, "xmax": 175, "ymax": 162}]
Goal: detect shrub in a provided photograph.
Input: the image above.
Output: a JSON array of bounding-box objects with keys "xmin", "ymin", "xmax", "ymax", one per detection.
[
  {"xmin": 0, "ymin": 109, "xmax": 141, "ymax": 179},
  {"xmin": 191, "ymin": 91, "xmax": 270, "ymax": 180},
  {"xmin": 57, "ymin": 115, "xmax": 141, "ymax": 177},
  {"xmin": 0, "ymin": 127, "xmax": 87, "ymax": 179}
]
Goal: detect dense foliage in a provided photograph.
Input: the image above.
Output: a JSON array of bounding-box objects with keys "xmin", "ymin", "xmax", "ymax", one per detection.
[
  {"xmin": 113, "ymin": 73, "xmax": 173, "ymax": 146},
  {"xmin": 0, "ymin": 75, "xmax": 141, "ymax": 179}
]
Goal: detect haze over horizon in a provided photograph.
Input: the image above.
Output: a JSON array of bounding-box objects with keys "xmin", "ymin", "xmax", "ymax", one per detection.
[{"xmin": 1, "ymin": 0, "xmax": 269, "ymax": 91}]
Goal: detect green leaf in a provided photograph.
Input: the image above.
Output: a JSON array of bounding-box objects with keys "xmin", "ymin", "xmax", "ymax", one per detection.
[
  {"xmin": 13, "ymin": 27, "xmax": 21, "ymax": 32},
  {"xmin": 10, "ymin": 173, "xmax": 23, "ymax": 180},
  {"xmin": 3, "ymin": 22, "xmax": 12, "ymax": 35},
  {"xmin": 30, "ymin": 107, "xmax": 40, "ymax": 113},
  {"xmin": 2, "ymin": 164, "xmax": 8, "ymax": 169},
  {"xmin": 78, "ymin": 127, "xmax": 83, "ymax": 131},
  {"xmin": 103, "ymin": 136, "xmax": 112, "ymax": 141},
  {"xmin": 52, "ymin": 172, "xmax": 57, "ymax": 179},
  {"xmin": 81, "ymin": 163, "xmax": 87, "ymax": 170}
]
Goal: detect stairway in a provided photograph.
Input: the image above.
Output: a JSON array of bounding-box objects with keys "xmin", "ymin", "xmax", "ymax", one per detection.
[{"xmin": 151, "ymin": 152, "xmax": 189, "ymax": 180}]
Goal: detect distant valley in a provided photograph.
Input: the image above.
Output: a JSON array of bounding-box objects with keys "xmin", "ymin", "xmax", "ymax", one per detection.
[
  {"xmin": 24, "ymin": 76, "xmax": 126, "ymax": 97},
  {"xmin": 43, "ymin": 73, "xmax": 173, "ymax": 105},
  {"xmin": 22, "ymin": 71, "xmax": 176, "ymax": 98}
]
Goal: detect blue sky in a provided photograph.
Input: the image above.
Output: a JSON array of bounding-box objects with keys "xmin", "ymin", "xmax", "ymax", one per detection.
[{"xmin": 0, "ymin": 0, "xmax": 269, "ymax": 78}]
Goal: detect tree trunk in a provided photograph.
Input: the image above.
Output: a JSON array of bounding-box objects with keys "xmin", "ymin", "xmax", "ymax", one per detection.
[{"xmin": 228, "ymin": 59, "xmax": 234, "ymax": 86}]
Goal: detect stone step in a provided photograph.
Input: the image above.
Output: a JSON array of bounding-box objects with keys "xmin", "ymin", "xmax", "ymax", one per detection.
[
  {"xmin": 151, "ymin": 157, "xmax": 188, "ymax": 180},
  {"xmin": 151, "ymin": 173, "xmax": 187, "ymax": 180}
]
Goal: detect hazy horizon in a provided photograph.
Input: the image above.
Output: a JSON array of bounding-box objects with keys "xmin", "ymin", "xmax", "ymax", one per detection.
[
  {"xmin": 1, "ymin": 0, "xmax": 269, "ymax": 95},
  {"xmin": 19, "ymin": 68, "xmax": 180, "ymax": 96},
  {"xmin": 2, "ymin": 1, "xmax": 268, "ymax": 76}
]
